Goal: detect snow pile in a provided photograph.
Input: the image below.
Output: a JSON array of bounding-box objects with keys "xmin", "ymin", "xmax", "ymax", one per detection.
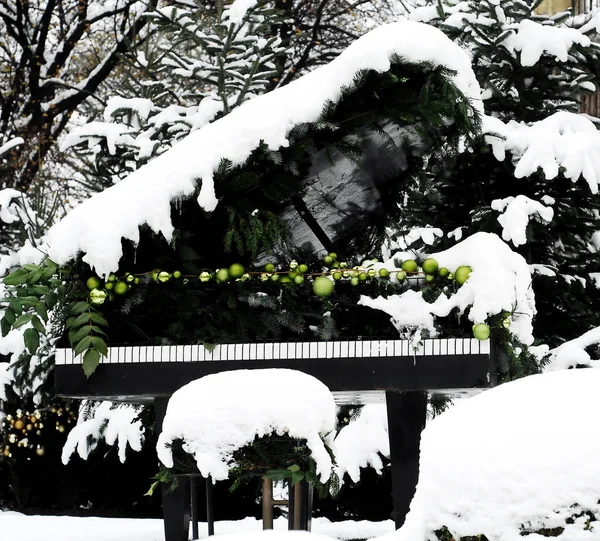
[
  {"xmin": 0, "ymin": 137, "xmax": 24, "ymax": 157},
  {"xmin": 484, "ymin": 112, "xmax": 600, "ymax": 194},
  {"xmin": 62, "ymin": 401, "xmax": 144, "ymax": 464},
  {"xmin": 491, "ymin": 195, "xmax": 554, "ymax": 247},
  {"xmin": 47, "ymin": 21, "xmax": 482, "ymax": 277},
  {"xmin": 157, "ymin": 368, "xmax": 337, "ymax": 482},
  {"xmin": 200, "ymin": 532, "xmax": 335, "ymax": 541},
  {"xmin": 505, "ymin": 19, "xmax": 591, "ymax": 67},
  {"xmin": 359, "ymin": 232, "xmax": 535, "ymax": 345},
  {"xmin": 333, "ymin": 405, "xmax": 389, "ymax": 483},
  {"xmin": 0, "ymin": 362, "xmax": 13, "ymax": 405},
  {"xmin": 223, "ymin": 0, "xmax": 258, "ymax": 25},
  {"xmin": 545, "ymin": 326, "xmax": 600, "ymax": 371},
  {"xmin": 394, "ymin": 370, "xmax": 600, "ymax": 541},
  {"xmin": 0, "ymin": 188, "xmax": 23, "ymax": 224}
]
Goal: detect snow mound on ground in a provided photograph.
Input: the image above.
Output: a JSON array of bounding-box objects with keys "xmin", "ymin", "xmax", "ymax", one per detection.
[
  {"xmin": 208, "ymin": 532, "xmax": 335, "ymax": 541},
  {"xmin": 333, "ymin": 404, "xmax": 389, "ymax": 484},
  {"xmin": 156, "ymin": 369, "xmax": 337, "ymax": 482},
  {"xmin": 395, "ymin": 369, "xmax": 600, "ymax": 541},
  {"xmin": 484, "ymin": 112, "xmax": 600, "ymax": 194},
  {"xmin": 359, "ymin": 232, "xmax": 535, "ymax": 345},
  {"xmin": 47, "ymin": 21, "xmax": 482, "ymax": 277}
]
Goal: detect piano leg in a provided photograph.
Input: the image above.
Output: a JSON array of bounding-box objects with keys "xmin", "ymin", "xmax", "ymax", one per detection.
[
  {"xmin": 385, "ymin": 390, "xmax": 427, "ymax": 529},
  {"xmin": 155, "ymin": 397, "xmax": 191, "ymax": 541}
]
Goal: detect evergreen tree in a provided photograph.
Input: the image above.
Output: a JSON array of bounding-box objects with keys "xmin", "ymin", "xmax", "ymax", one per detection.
[{"xmin": 398, "ymin": 0, "xmax": 600, "ymax": 360}]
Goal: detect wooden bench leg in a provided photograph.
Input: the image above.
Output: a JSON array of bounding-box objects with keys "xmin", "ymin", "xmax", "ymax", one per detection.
[
  {"xmin": 155, "ymin": 397, "xmax": 191, "ymax": 541},
  {"xmin": 385, "ymin": 390, "xmax": 427, "ymax": 529}
]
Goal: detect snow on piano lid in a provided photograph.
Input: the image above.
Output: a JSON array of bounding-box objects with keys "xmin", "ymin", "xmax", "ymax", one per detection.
[{"xmin": 46, "ymin": 21, "xmax": 482, "ymax": 278}]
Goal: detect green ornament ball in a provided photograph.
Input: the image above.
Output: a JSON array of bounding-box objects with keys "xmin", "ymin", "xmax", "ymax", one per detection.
[
  {"xmin": 332, "ymin": 271, "xmax": 342, "ymax": 281},
  {"xmin": 107, "ymin": 274, "xmax": 117, "ymax": 283},
  {"xmin": 323, "ymin": 255, "xmax": 334, "ymax": 266},
  {"xmin": 265, "ymin": 263, "xmax": 275, "ymax": 273},
  {"xmin": 359, "ymin": 272, "xmax": 368, "ymax": 281},
  {"xmin": 215, "ymin": 268, "xmax": 230, "ymax": 283},
  {"xmin": 425, "ymin": 274, "xmax": 435, "ymax": 283},
  {"xmin": 86, "ymin": 276, "xmax": 101, "ymax": 291},
  {"xmin": 158, "ymin": 271, "xmax": 171, "ymax": 283},
  {"xmin": 329, "ymin": 252, "xmax": 338, "ymax": 260},
  {"xmin": 200, "ymin": 271, "xmax": 213, "ymax": 282},
  {"xmin": 279, "ymin": 276, "xmax": 292, "ymax": 284},
  {"xmin": 396, "ymin": 271, "xmax": 406, "ymax": 282},
  {"xmin": 313, "ymin": 276, "xmax": 335, "ymax": 297},
  {"xmin": 294, "ymin": 275, "xmax": 305, "ymax": 285},
  {"xmin": 379, "ymin": 268, "xmax": 390, "ymax": 278},
  {"xmin": 270, "ymin": 274, "xmax": 280, "ymax": 282},
  {"xmin": 114, "ymin": 281, "xmax": 129, "ymax": 295},
  {"xmin": 126, "ymin": 273, "xmax": 135, "ymax": 283},
  {"xmin": 438, "ymin": 267, "xmax": 450, "ymax": 278},
  {"xmin": 89, "ymin": 288, "xmax": 107, "ymax": 305},
  {"xmin": 229, "ymin": 263, "xmax": 245, "ymax": 279},
  {"xmin": 105, "ymin": 282, "xmax": 114, "ymax": 291},
  {"xmin": 422, "ymin": 258, "xmax": 439, "ymax": 274},
  {"xmin": 172, "ymin": 270, "xmax": 182, "ymax": 279},
  {"xmin": 134, "ymin": 277, "xmax": 140, "ymax": 285},
  {"xmin": 472, "ymin": 323, "xmax": 491, "ymax": 341},
  {"xmin": 298, "ymin": 264, "xmax": 308, "ymax": 274},
  {"xmin": 455, "ymin": 265, "xmax": 472, "ymax": 285},
  {"xmin": 401, "ymin": 259, "xmax": 418, "ymax": 273},
  {"xmin": 350, "ymin": 276, "xmax": 360, "ymax": 287}
]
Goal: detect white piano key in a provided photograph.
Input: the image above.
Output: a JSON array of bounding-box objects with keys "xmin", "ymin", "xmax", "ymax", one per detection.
[
  {"xmin": 325, "ymin": 341, "xmax": 334, "ymax": 358},
  {"xmin": 424, "ymin": 340, "xmax": 433, "ymax": 356},
  {"xmin": 447, "ymin": 340, "xmax": 456, "ymax": 355},
  {"xmin": 255, "ymin": 343, "xmax": 265, "ymax": 360},
  {"xmin": 55, "ymin": 349, "xmax": 66, "ymax": 366},
  {"xmin": 308, "ymin": 342, "xmax": 317, "ymax": 359},
  {"xmin": 440, "ymin": 340, "xmax": 448, "ymax": 355},
  {"xmin": 402, "ymin": 341, "xmax": 410, "ymax": 356},
  {"xmin": 124, "ymin": 347, "xmax": 132, "ymax": 363},
  {"xmin": 317, "ymin": 342, "xmax": 327, "ymax": 358},
  {"xmin": 456, "ymin": 340, "xmax": 464, "ymax": 355},
  {"xmin": 433, "ymin": 340, "xmax": 440, "ymax": 356},
  {"xmin": 265, "ymin": 343, "xmax": 273, "ymax": 360},
  {"xmin": 279, "ymin": 342, "xmax": 287, "ymax": 360},
  {"xmin": 480, "ymin": 338, "xmax": 491, "ymax": 354},
  {"xmin": 340, "ymin": 341, "xmax": 348, "ymax": 358}
]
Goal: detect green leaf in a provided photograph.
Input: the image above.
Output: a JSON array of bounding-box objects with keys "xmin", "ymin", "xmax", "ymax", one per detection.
[
  {"xmin": 31, "ymin": 315, "xmax": 46, "ymax": 335},
  {"xmin": 290, "ymin": 471, "xmax": 305, "ymax": 486},
  {"xmin": 13, "ymin": 314, "xmax": 33, "ymax": 328},
  {"xmin": 27, "ymin": 269, "xmax": 44, "ymax": 285},
  {"xmin": 264, "ymin": 469, "xmax": 291, "ymax": 481},
  {"xmin": 88, "ymin": 312, "xmax": 108, "ymax": 327},
  {"xmin": 35, "ymin": 303, "xmax": 48, "ymax": 323},
  {"xmin": 70, "ymin": 301, "xmax": 91, "ymax": 315},
  {"xmin": 82, "ymin": 348, "xmax": 101, "ymax": 378},
  {"xmin": 91, "ymin": 336, "xmax": 108, "ymax": 357},
  {"xmin": 287, "ymin": 464, "xmax": 301, "ymax": 473},
  {"xmin": 22, "ymin": 264, "xmax": 40, "ymax": 272},
  {"xmin": 9, "ymin": 298, "xmax": 22, "ymax": 315},
  {"xmin": 3, "ymin": 269, "xmax": 29, "ymax": 286},
  {"xmin": 44, "ymin": 257, "xmax": 57, "ymax": 267},
  {"xmin": 202, "ymin": 341, "xmax": 217, "ymax": 352},
  {"xmin": 3, "ymin": 308, "xmax": 15, "ymax": 326},
  {"xmin": 74, "ymin": 335, "xmax": 93, "ymax": 357},
  {"xmin": 45, "ymin": 291, "xmax": 58, "ymax": 309},
  {"xmin": 23, "ymin": 328, "xmax": 40, "ymax": 355},
  {"xmin": 69, "ymin": 325, "xmax": 92, "ymax": 344},
  {"xmin": 31, "ymin": 285, "xmax": 51, "ymax": 295},
  {"xmin": 1, "ymin": 319, "xmax": 11, "ymax": 337},
  {"xmin": 72, "ymin": 312, "xmax": 91, "ymax": 328},
  {"xmin": 145, "ymin": 480, "xmax": 160, "ymax": 497},
  {"xmin": 42, "ymin": 266, "xmax": 58, "ymax": 280}
]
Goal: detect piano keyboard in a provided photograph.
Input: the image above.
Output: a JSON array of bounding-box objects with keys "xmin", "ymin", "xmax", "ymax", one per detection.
[{"xmin": 55, "ymin": 338, "xmax": 490, "ymax": 366}]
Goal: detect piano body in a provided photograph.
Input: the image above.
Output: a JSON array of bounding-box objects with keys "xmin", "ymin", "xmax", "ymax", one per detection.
[{"xmin": 55, "ymin": 336, "xmax": 495, "ymax": 540}]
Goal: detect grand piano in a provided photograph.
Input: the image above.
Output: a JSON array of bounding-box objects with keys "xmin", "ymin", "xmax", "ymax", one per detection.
[{"xmin": 55, "ymin": 335, "xmax": 495, "ymax": 540}]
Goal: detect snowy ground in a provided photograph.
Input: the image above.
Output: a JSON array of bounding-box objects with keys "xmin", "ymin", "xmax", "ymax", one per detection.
[{"xmin": 0, "ymin": 512, "xmax": 393, "ymax": 541}]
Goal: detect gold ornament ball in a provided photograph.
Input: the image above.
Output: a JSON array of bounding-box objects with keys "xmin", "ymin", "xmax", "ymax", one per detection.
[
  {"xmin": 14, "ymin": 420, "xmax": 24, "ymax": 431},
  {"xmin": 36, "ymin": 446, "xmax": 45, "ymax": 457}
]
